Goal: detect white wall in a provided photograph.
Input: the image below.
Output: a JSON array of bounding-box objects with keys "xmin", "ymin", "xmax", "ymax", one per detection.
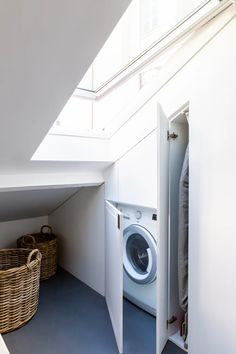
[
  {"xmin": 49, "ymin": 186, "xmax": 105, "ymax": 296},
  {"xmin": 0, "ymin": 216, "xmax": 48, "ymax": 248},
  {"xmin": 32, "ymin": 134, "xmax": 112, "ymax": 162}
]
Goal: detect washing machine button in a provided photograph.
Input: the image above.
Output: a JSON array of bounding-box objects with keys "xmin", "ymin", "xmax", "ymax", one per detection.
[
  {"xmin": 135, "ymin": 210, "xmax": 142, "ymax": 220},
  {"xmin": 123, "ymin": 215, "xmax": 130, "ymax": 220}
]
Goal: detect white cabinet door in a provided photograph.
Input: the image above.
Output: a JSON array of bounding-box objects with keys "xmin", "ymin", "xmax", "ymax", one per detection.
[
  {"xmin": 118, "ymin": 130, "xmax": 158, "ymax": 208},
  {"xmin": 167, "ymin": 119, "xmax": 189, "ymax": 336},
  {"xmin": 105, "ymin": 201, "xmax": 123, "ymax": 353},
  {"xmin": 156, "ymin": 105, "xmax": 169, "ymax": 354},
  {"xmin": 0, "ymin": 335, "xmax": 9, "ymax": 354}
]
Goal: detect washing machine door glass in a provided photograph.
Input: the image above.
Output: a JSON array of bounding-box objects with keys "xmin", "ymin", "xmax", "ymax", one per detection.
[{"xmin": 123, "ymin": 224, "xmax": 157, "ymax": 284}]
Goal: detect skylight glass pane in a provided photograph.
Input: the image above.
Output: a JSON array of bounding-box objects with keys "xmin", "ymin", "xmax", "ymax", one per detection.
[{"xmin": 78, "ymin": 0, "xmax": 212, "ymax": 91}]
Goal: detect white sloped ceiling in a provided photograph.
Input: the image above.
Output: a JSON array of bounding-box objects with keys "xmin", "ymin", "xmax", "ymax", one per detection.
[
  {"xmin": 0, "ymin": 0, "xmax": 131, "ymax": 176},
  {"xmin": 0, "ymin": 187, "xmax": 81, "ymax": 222}
]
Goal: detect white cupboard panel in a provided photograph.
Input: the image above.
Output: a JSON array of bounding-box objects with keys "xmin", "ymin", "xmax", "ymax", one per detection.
[
  {"xmin": 111, "ymin": 102, "xmax": 157, "ymax": 161},
  {"xmin": 118, "ymin": 130, "xmax": 157, "ymax": 208},
  {"xmin": 105, "ymin": 201, "xmax": 123, "ymax": 353}
]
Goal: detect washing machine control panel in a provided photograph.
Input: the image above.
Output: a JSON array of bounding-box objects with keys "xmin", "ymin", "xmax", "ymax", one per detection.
[{"xmin": 118, "ymin": 204, "xmax": 157, "ymax": 224}]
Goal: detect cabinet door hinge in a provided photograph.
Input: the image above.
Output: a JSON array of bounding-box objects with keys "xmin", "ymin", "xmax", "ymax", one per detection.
[
  {"xmin": 167, "ymin": 130, "xmax": 178, "ymax": 140},
  {"xmin": 167, "ymin": 316, "xmax": 177, "ymax": 327}
]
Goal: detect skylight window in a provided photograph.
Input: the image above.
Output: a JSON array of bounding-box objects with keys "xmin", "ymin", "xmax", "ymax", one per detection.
[
  {"xmin": 47, "ymin": 0, "xmax": 225, "ymax": 138},
  {"xmin": 77, "ymin": 0, "xmax": 220, "ymax": 94}
]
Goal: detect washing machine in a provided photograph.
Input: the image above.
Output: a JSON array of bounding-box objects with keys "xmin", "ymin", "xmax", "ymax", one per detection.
[{"xmin": 118, "ymin": 204, "xmax": 157, "ymax": 316}]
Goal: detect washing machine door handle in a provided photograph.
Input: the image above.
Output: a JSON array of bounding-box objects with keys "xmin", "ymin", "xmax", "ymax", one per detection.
[{"xmin": 146, "ymin": 248, "xmax": 152, "ymax": 273}]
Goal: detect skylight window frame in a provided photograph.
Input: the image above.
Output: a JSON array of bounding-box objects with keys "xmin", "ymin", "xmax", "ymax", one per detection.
[{"xmin": 75, "ymin": 0, "xmax": 231, "ymax": 99}]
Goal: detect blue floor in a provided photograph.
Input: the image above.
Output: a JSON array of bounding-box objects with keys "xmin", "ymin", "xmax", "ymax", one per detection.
[
  {"xmin": 124, "ymin": 300, "xmax": 184, "ymax": 354},
  {"xmin": 3, "ymin": 268, "xmax": 184, "ymax": 354},
  {"xmin": 124, "ymin": 299, "xmax": 156, "ymax": 354}
]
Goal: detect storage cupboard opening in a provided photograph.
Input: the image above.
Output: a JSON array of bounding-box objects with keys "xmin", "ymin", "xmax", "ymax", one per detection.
[
  {"xmin": 168, "ymin": 108, "xmax": 189, "ymax": 352},
  {"xmin": 1, "ymin": 185, "xmax": 122, "ymax": 354}
]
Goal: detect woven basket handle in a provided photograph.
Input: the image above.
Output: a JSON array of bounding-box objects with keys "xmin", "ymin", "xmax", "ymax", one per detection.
[
  {"xmin": 27, "ymin": 249, "xmax": 41, "ymax": 265},
  {"xmin": 22, "ymin": 234, "xmax": 36, "ymax": 245},
  {"xmin": 40, "ymin": 225, "xmax": 53, "ymax": 234}
]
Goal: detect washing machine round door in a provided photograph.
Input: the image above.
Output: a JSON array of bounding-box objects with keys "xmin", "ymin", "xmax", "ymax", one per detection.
[{"xmin": 123, "ymin": 224, "xmax": 157, "ymax": 284}]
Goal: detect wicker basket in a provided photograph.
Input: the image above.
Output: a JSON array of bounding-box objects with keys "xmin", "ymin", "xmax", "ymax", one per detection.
[
  {"xmin": 17, "ymin": 225, "xmax": 57, "ymax": 280},
  {"xmin": 0, "ymin": 248, "xmax": 41, "ymax": 333}
]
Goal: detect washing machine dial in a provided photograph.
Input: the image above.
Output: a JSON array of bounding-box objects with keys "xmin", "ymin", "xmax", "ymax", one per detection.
[{"xmin": 135, "ymin": 210, "xmax": 142, "ymax": 220}]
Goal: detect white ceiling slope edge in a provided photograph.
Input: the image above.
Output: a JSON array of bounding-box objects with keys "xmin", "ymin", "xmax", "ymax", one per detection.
[
  {"xmin": 0, "ymin": 187, "xmax": 81, "ymax": 222},
  {"xmin": 0, "ymin": 171, "xmax": 104, "ymax": 192},
  {"xmin": 0, "ymin": 0, "xmax": 131, "ymax": 176}
]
